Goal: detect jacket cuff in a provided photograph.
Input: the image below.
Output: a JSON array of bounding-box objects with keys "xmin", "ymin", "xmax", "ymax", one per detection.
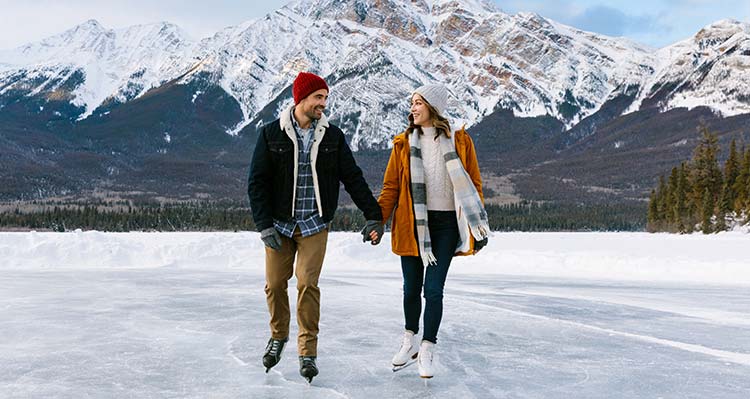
[{"xmin": 256, "ymin": 220, "xmax": 273, "ymax": 232}]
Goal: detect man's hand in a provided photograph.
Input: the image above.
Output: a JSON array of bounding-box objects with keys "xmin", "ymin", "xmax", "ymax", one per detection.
[
  {"xmin": 361, "ymin": 220, "xmax": 384, "ymax": 245},
  {"xmin": 474, "ymin": 237, "xmax": 488, "ymax": 253},
  {"xmin": 261, "ymin": 227, "xmax": 282, "ymax": 251}
]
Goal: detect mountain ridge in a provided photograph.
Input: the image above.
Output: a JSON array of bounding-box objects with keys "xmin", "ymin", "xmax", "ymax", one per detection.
[
  {"xmin": 6, "ymin": 1, "xmax": 745, "ymax": 144},
  {"xmin": 1, "ymin": 0, "xmax": 749, "ymax": 204}
]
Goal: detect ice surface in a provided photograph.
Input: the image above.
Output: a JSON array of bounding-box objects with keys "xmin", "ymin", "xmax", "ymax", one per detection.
[{"xmin": 1, "ymin": 231, "xmax": 749, "ymax": 398}]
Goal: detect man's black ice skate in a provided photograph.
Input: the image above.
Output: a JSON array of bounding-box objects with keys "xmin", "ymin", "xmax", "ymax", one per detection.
[
  {"xmin": 299, "ymin": 356, "xmax": 318, "ymax": 383},
  {"xmin": 262, "ymin": 337, "xmax": 288, "ymax": 372}
]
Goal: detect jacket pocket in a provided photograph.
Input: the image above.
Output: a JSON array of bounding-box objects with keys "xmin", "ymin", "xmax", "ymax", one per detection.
[
  {"xmin": 319, "ymin": 144, "xmax": 338, "ymax": 157},
  {"xmin": 269, "ymin": 142, "xmax": 293, "ymax": 154},
  {"xmin": 317, "ymin": 144, "xmax": 338, "ymax": 172},
  {"xmin": 268, "ymin": 142, "xmax": 293, "ymax": 165}
]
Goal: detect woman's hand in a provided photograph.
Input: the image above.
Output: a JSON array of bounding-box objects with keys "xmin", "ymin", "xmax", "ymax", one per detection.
[
  {"xmin": 473, "ymin": 237, "xmax": 488, "ymax": 253},
  {"xmin": 361, "ymin": 220, "xmax": 384, "ymax": 245}
]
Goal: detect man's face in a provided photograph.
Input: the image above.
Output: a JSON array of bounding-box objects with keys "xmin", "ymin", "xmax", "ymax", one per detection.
[{"xmin": 298, "ymin": 89, "xmax": 328, "ymax": 120}]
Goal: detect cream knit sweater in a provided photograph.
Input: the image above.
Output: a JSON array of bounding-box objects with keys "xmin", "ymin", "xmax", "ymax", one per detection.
[{"xmin": 419, "ymin": 127, "xmax": 455, "ymax": 211}]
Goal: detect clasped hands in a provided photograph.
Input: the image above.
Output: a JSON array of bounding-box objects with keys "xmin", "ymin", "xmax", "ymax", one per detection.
[{"xmin": 360, "ymin": 220, "xmax": 383, "ymax": 245}]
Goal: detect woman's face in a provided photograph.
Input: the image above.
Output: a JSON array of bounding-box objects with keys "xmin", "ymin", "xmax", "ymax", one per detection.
[{"xmin": 410, "ymin": 94, "xmax": 432, "ymax": 127}]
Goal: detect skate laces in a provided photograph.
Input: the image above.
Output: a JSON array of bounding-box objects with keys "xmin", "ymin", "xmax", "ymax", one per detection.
[
  {"xmin": 401, "ymin": 336, "xmax": 412, "ymax": 351},
  {"xmin": 267, "ymin": 339, "xmax": 282, "ymax": 356},
  {"xmin": 400, "ymin": 333, "xmax": 415, "ymax": 353}
]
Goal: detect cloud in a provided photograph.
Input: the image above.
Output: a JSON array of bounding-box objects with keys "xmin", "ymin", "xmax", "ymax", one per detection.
[
  {"xmin": 1, "ymin": 0, "xmax": 747, "ymax": 50},
  {"xmin": 494, "ymin": 0, "xmax": 748, "ymax": 47},
  {"xmin": 569, "ymin": 5, "xmax": 669, "ymax": 38}
]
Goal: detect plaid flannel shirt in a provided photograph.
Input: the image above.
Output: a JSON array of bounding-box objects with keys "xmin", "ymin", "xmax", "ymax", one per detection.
[{"xmin": 274, "ymin": 109, "xmax": 328, "ymax": 238}]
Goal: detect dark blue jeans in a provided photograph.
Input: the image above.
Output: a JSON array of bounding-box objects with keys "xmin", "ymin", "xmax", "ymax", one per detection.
[{"xmin": 401, "ymin": 211, "xmax": 459, "ymax": 344}]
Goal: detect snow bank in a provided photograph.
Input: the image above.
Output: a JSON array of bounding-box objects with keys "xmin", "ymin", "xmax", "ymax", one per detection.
[{"xmin": 0, "ymin": 231, "xmax": 748, "ymax": 286}]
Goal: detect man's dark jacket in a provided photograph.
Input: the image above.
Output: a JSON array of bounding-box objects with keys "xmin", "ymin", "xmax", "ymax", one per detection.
[{"xmin": 248, "ymin": 106, "xmax": 382, "ymax": 232}]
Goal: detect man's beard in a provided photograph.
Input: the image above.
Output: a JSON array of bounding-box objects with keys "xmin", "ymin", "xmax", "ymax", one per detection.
[{"xmin": 305, "ymin": 106, "xmax": 325, "ymax": 120}]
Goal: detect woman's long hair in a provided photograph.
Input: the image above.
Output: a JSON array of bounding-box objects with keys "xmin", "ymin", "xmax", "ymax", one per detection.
[{"xmin": 404, "ymin": 96, "xmax": 452, "ymax": 140}]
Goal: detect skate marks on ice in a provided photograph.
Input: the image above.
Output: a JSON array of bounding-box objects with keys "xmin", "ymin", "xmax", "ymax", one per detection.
[
  {"xmin": 2, "ymin": 267, "xmax": 750, "ymax": 398},
  {"xmin": 449, "ymin": 293, "xmax": 750, "ymax": 367},
  {"xmin": 225, "ymin": 306, "xmax": 350, "ymax": 397},
  {"xmin": 503, "ymin": 286, "xmax": 750, "ymax": 327},
  {"xmin": 446, "ymin": 279, "xmax": 750, "ymax": 366},
  {"xmin": 438, "ymin": 277, "xmax": 750, "ymax": 397}
]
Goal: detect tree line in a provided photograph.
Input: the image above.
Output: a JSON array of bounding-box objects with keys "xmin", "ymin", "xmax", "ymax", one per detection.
[
  {"xmin": 0, "ymin": 203, "xmax": 256, "ymax": 232},
  {"xmin": 1, "ymin": 200, "xmax": 646, "ymax": 232},
  {"xmin": 486, "ymin": 201, "xmax": 645, "ymax": 232},
  {"xmin": 647, "ymin": 126, "xmax": 750, "ymax": 233}
]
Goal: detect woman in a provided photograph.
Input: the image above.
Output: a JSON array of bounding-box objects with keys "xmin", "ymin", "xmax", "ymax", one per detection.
[{"xmin": 371, "ymin": 84, "xmax": 489, "ymax": 378}]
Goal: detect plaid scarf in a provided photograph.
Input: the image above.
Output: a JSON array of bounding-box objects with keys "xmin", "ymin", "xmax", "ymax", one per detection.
[{"xmin": 409, "ymin": 130, "xmax": 490, "ymax": 266}]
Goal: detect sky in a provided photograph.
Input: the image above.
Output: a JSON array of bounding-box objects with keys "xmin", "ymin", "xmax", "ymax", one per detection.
[{"xmin": 0, "ymin": 0, "xmax": 748, "ymax": 50}]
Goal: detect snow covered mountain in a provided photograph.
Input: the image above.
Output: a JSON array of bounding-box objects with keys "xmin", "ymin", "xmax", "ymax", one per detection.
[
  {"xmin": 0, "ymin": 20, "xmax": 197, "ymax": 120},
  {"xmin": 1, "ymin": 0, "xmax": 749, "ymax": 203},
  {"xmin": 159, "ymin": 0, "xmax": 660, "ymax": 147},
  {"xmin": 6, "ymin": 0, "xmax": 747, "ymax": 150},
  {"xmin": 624, "ymin": 19, "xmax": 750, "ymax": 117}
]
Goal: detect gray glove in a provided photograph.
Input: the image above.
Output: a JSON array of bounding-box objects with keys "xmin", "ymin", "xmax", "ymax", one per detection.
[
  {"xmin": 361, "ymin": 220, "xmax": 384, "ymax": 245},
  {"xmin": 261, "ymin": 227, "xmax": 282, "ymax": 251},
  {"xmin": 474, "ymin": 237, "xmax": 488, "ymax": 253}
]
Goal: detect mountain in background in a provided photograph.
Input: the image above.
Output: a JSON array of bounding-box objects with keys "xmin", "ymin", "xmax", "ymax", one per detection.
[{"xmin": 1, "ymin": 0, "xmax": 749, "ymax": 205}]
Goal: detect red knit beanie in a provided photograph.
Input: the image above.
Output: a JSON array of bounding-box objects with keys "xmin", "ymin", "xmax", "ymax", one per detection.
[{"xmin": 293, "ymin": 72, "xmax": 329, "ymax": 104}]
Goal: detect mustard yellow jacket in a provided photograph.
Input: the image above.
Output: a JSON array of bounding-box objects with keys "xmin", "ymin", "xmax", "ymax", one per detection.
[{"xmin": 377, "ymin": 128, "xmax": 484, "ymax": 257}]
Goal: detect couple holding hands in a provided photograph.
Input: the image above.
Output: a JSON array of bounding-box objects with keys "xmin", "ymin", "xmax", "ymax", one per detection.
[{"xmin": 248, "ymin": 71, "xmax": 489, "ymax": 382}]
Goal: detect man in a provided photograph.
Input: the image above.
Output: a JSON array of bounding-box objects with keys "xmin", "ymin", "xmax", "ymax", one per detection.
[{"xmin": 248, "ymin": 71, "xmax": 384, "ymax": 383}]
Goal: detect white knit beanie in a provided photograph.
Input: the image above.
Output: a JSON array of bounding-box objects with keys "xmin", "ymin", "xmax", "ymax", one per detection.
[{"xmin": 413, "ymin": 84, "xmax": 449, "ymax": 117}]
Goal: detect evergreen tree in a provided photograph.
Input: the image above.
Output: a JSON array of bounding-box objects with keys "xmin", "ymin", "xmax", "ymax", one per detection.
[
  {"xmin": 701, "ymin": 187, "xmax": 714, "ymax": 234},
  {"xmin": 666, "ymin": 166, "xmax": 680, "ymax": 227},
  {"xmin": 647, "ymin": 189, "xmax": 659, "ymax": 232},
  {"xmin": 723, "ymin": 139, "xmax": 740, "ymax": 215},
  {"xmin": 689, "ymin": 126, "xmax": 723, "ymax": 228},
  {"xmin": 646, "ymin": 175, "xmax": 671, "ymax": 232},
  {"xmin": 644, "ymin": 127, "xmax": 750, "ymax": 233},
  {"xmin": 674, "ymin": 162, "xmax": 690, "ymax": 233},
  {"xmin": 716, "ymin": 186, "xmax": 730, "ymax": 232},
  {"xmin": 734, "ymin": 148, "xmax": 750, "ymax": 215}
]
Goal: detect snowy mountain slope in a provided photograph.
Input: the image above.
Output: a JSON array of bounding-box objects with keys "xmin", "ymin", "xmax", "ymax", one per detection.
[
  {"xmin": 625, "ymin": 19, "xmax": 750, "ymax": 117},
  {"xmin": 0, "ymin": 19, "xmax": 197, "ymax": 120},
  {"xmin": 0, "ymin": 0, "xmax": 666, "ymax": 147},
  {"xmin": 165, "ymin": 0, "xmax": 661, "ymax": 146},
  {"xmin": 1, "ymin": 0, "xmax": 750, "ymax": 204},
  {"xmin": 3, "ymin": 1, "xmax": 748, "ymax": 149},
  {"xmin": 2, "ymin": 2, "xmax": 748, "ymax": 148}
]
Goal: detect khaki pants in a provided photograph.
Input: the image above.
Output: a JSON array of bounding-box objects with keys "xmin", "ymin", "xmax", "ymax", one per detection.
[{"xmin": 264, "ymin": 228, "xmax": 328, "ymax": 356}]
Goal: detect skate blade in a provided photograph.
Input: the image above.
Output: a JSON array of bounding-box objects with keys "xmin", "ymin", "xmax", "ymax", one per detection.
[{"xmin": 392, "ymin": 359, "xmax": 417, "ymax": 372}]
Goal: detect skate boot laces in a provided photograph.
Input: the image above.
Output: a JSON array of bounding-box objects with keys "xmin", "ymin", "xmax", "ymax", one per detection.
[
  {"xmin": 266, "ymin": 339, "xmax": 283, "ymax": 357},
  {"xmin": 401, "ymin": 335, "xmax": 413, "ymax": 352}
]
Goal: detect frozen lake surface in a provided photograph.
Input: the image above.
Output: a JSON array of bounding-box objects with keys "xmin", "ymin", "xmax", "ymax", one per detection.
[{"xmin": 1, "ymin": 231, "xmax": 749, "ymax": 398}]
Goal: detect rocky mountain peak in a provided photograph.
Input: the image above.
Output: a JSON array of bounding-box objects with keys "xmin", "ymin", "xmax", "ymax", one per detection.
[
  {"xmin": 694, "ymin": 19, "xmax": 748, "ymax": 50},
  {"xmin": 2, "ymin": 2, "xmax": 749, "ymax": 148}
]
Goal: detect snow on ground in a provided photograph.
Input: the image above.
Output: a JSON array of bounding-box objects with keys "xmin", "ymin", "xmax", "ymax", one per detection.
[{"xmin": 1, "ymin": 231, "xmax": 749, "ymax": 398}]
